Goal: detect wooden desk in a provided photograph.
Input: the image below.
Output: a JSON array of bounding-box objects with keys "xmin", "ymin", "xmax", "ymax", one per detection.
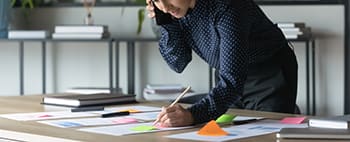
[{"xmin": 0, "ymin": 95, "xmax": 344, "ymax": 142}]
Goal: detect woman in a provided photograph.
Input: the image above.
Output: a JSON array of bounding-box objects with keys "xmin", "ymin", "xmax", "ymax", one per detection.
[{"xmin": 147, "ymin": 0, "xmax": 298, "ymax": 127}]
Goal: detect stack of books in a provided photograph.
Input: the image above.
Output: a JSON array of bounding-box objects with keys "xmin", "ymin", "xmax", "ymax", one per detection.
[
  {"xmin": 276, "ymin": 115, "xmax": 350, "ymax": 140},
  {"xmin": 143, "ymin": 84, "xmax": 195, "ymax": 101},
  {"xmin": 277, "ymin": 22, "xmax": 311, "ymax": 39},
  {"xmin": 8, "ymin": 30, "xmax": 49, "ymax": 39},
  {"xmin": 52, "ymin": 25, "xmax": 109, "ymax": 39},
  {"xmin": 42, "ymin": 93, "xmax": 136, "ymax": 107}
]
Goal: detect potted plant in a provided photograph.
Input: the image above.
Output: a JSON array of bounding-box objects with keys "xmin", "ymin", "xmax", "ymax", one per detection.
[
  {"xmin": 134, "ymin": 0, "xmax": 161, "ymax": 38},
  {"xmin": 134, "ymin": 0, "xmax": 145, "ymax": 35}
]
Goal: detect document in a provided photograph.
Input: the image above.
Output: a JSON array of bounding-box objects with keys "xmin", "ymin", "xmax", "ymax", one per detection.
[
  {"xmin": 79, "ymin": 122, "xmax": 193, "ymax": 136},
  {"xmin": 0, "ymin": 129, "xmax": 79, "ymax": 142},
  {"xmin": 0, "ymin": 111, "xmax": 98, "ymax": 121},
  {"xmin": 166, "ymin": 119, "xmax": 307, "ymax": 142},
  {"xmin": 0, "ymin": 105, "xmax": 161, "ymax": 121},
  {"xmin": 38, "ymin": 112, "xmax": 159, "ymax": 128}
]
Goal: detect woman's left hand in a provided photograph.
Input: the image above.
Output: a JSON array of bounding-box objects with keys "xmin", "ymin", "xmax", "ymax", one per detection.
[{"xmin": 155, "ymin": 104, "xmax": 194, "ymax": 127}]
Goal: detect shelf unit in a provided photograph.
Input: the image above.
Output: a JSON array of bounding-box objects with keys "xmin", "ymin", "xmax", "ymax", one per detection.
[{"xmin": 0, "ymin": 38, "xmax": 115, "ymax": 95}]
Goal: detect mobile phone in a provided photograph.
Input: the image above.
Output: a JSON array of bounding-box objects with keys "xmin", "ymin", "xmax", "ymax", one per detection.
[{"xmin": 152, "ymin": 1, "xmax": 173, "ymax": 25}]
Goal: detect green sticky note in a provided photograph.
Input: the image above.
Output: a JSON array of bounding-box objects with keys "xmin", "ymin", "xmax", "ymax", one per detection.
[
  {"xmin": 130, "ymin": 125, "xmax": 158, "ymax": 131},
  {"xmin": 216, "ymin": 114, "xmax": 235, "ymax": 124}
]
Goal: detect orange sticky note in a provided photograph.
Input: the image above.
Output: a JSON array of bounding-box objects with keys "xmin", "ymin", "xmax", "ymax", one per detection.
[
  {"xmin": 197, "ymin": 120, "xmax": 229, "ymax": 136},
  {"xmin": 119, "ymin": 109, "xmax": 140, "ymax": 113},
  {"xmin": 280, "ymin": 116, "xmax": 306, "ymax": 124}
]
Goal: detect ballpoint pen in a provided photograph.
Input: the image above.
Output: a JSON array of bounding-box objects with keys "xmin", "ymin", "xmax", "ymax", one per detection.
[{"xmin": 152, "ymin": 86, "xmax": 191, "ymax": 125}]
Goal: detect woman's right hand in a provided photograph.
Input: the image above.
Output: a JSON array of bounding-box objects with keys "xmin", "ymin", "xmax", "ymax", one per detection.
[{"xmin": 146, "ymin": 0, "xmax": 155, "ymax": 18}]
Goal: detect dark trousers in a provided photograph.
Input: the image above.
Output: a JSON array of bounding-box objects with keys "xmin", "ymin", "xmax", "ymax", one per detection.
[{"xmin": 225, "ymin": 45, "xmax": 298, "ymax": 113}]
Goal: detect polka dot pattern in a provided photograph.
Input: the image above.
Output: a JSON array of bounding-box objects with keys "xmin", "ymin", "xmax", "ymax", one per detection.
[{"xmin": 158, "ymin": 0, "xmax": 287, "ymax": 124}]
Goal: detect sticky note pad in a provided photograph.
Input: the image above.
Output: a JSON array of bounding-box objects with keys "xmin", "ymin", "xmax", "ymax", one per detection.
[
  {"xmin": 119, "ymin": 109, "xmax": 141, "ymax": 113},
  {"xmin": 131, "ymin": 125, "xmax": 158, "ymax": 131},
  {"xmin": 216, "ymin": 114, "xmax": 235, "ymax": 124},
  {"xmin": 112, "ymin": 118, "xmax": 138, "ymax": 124},
  {"xmin": 198, "ymin": 120, "xmax": 228, "ymax": 136},
  {"xmin": 280, "ymin": 116, "xmax": 306, "ymax": 124}
]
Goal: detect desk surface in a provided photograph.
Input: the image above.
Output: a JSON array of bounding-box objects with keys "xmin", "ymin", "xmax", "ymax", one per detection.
[{"xmin": 0, "ymin": 95, "xmax": 341, "ymax": 142}]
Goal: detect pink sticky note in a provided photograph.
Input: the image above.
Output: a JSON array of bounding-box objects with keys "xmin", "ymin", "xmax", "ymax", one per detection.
[
  {"xmin": 280, "ymin": 116, "xmax": 306, "ymax": 124},
  {"xmin": 38, "ymin": 114, "xmax": 53, "ymax": 118},
  {"xmin": 112, "ymin": 118, "xmax": 138, "ymax": 124}
]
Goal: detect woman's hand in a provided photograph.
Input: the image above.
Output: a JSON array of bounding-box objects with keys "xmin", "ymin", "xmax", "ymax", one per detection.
[
  {"xmin": 155, "ymin": 104, "xmax": 194, "ymax": 127},
  {"xmin": 146, "ymin": 0, "xmax": 156, "ymax": 18}
]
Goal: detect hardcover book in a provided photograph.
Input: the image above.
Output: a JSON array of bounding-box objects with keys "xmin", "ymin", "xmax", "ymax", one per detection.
[
  {"xmin": 308, "ymin": 115, "xmax": 350, "ymax": 129},
  {"xmin": 277, "ymin": 127, "xmax": 350, "ymax": 139},
  {"xmin": 42, "ymin": 93, "xmax": 136, "ymax": 107}
]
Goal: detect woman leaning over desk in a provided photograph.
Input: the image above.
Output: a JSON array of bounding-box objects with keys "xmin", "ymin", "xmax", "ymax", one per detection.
[{"xmin": 146, "ymin": 0, "xmax": 298, "ymax": 127}]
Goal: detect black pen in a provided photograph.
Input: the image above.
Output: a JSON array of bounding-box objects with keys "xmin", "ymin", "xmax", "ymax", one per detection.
[
  {"xmin": 71, "ymin": 106, "xmax": 104, "ymax": 112},
  {"xmin": 233, "ymin": 118, "xmax": 260, "ymax": 125},
  {"xmin": 101, "ymin": 111, "xmax": 130, "ymax": 118}
]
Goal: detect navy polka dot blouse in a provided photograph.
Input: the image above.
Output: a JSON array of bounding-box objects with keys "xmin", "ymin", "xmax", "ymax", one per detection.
[{"xmin": 158, "ymin": 0, "xmax": 288, "ymax": 124}]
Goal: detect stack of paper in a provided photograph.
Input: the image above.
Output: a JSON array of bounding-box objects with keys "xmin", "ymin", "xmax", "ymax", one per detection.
[
  {"xmin": 277, "ymin": 22, "xmax": 311, "ymax": 39},
  {"xmin": 52, "ymin": 25, "xmax": 110, "ymax": 39},
  {"xmin": 143, "ymin": 84, "xmax": 196, "ymax": 101},
  {"xmin": 8, "ymin": 30, "xmax": 49, "ymax": 39}
]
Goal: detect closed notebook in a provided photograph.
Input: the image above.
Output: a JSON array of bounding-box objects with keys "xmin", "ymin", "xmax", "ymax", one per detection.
[
  {"xmin": 308, "ymin": 115, "xmax": 350, "ymax": 129},
  {"xmin": 42, "ymin": 93, "xmax": 136, "ymax": 107},
  {"xmin": 277, "ymin": 127, "xmax": 350, "ymax": 139}
]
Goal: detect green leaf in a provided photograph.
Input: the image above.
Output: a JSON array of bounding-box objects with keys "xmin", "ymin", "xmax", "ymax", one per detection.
[{"xmin": 137, "ymin": 8, "xmax": 145, "ymax": 35}]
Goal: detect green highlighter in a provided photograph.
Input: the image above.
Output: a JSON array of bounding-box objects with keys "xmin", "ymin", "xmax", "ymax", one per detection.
[{"xmin": 216, "ymin": 114, "xmax": 236, "ymax": 124}]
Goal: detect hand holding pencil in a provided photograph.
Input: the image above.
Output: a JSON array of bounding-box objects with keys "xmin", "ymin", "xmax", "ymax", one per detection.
[{"xmin": 153, "ymin": 86, "xmax": 194, "ymax": 127}]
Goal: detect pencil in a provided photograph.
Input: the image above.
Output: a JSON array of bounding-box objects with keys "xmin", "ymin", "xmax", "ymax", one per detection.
[{"xmin": 153, "ymin": 86, "xmax": 191, "ymax": 125}]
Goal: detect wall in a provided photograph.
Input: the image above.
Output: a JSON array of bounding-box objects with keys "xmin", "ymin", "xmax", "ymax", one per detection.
[{"xmin": 0, "ymin": 5, "xmax": 344, "ymax": 116}]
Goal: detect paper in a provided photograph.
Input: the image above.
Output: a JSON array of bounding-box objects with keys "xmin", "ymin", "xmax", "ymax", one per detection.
[
  {"xmin": 79, "ymin": 122, "xmax": 193, "ymax": 136},
  {"xmin": 0, "ymin": 129, "xmax": 80, "ymax": 142},
  {"xmin": 0, "ymin": 111, "xmax": 98, "ymax": 121},
  {"xmin": 38, "ymin": 111, "xmax": 159, "ymax": 128},
  {"xmin": 0, "ymin": 105, "xmax": 160, "ymax": 121},
  {"xmin": 280, "ymin": 116, "xmax": 306, "ymax": 124},
  {"xmin": 216, "ymin": 114, "xmax": 235, "ymax": 124},
  {"xmin": 103, "ymin": 106, "xmax": 161, "ymax": 113},
  {"xmin": 39, "ymin": 117, "xmax": 140, "ymax": 128},
  {"xmin": 198, "ymin": 120, "xmax": 228, "ymax": 136},
  {"xmin": 166, "ymin": 119, "xmax": 308, "ymax": 142}
]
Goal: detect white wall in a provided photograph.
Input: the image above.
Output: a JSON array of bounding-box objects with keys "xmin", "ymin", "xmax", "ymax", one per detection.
[{"xmin": 0, "ymin": 5, "xmax": 344, "ymax": 116}]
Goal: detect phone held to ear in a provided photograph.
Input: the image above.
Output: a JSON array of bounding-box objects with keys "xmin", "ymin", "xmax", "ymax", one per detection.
[{"xmin": 152, "ymin": 1, "xmax": 173, "ymax": 25}]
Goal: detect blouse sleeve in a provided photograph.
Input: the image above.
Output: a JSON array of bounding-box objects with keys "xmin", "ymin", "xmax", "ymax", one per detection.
[{"xmin": 158, "ymin": 21, "xmax": 192, "ymax": 73}]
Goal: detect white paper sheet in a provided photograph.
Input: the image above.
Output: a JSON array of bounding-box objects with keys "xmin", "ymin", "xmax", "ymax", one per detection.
[
  {"xmin": 0, "ymin": 129, "xmax": 80, "ymax": 142},
  {"xmin": 104, "ymin": 105, "xmax": 161, "ymax": 113},
  {"xmin": 0, "ymin": 111, "xmax": 98, "ymax": 121},
  {"xmin": 0, "ymin": 105, "xmax": 161, "ymax": 121},
  {"xmin": 79, "ymin": 122, "xmax": 193, "ymax": 136},
  {"xmin": 38, "ymin": 112, "xmax": 159, "ymax": 128},
  {"xmin": 166, "ymin": 119, "xmax": 308, "ymax": 142}
]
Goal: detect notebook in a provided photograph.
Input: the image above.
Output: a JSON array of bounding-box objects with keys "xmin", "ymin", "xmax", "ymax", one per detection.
[
  {"xmin": 277, "ymin": 127, "xmax": 350, "ymax": 139},
  {"xmin": 42, "ymin": 93, "xmax": 136, "ymax": 107}
]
